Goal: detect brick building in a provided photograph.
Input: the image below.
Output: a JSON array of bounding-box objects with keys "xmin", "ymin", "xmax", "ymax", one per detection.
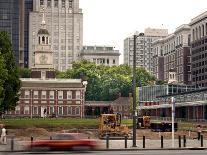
[{"xmin": 9, "ymin": 78, "xmax": 86, "ymax": 118}]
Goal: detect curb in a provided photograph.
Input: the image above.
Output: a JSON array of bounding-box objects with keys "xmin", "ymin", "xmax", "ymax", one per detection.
[{"xmin": 0, "ymin": 147, "xmax": 207, "ymax": 152}]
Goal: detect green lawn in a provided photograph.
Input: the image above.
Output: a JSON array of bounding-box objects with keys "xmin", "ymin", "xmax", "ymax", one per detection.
[{"xmin": 0, "ymin": 118, "xmax": 133, "ymax": 129}]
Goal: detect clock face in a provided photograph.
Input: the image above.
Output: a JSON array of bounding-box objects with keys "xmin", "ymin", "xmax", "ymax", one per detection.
[{"xmin": 39, "ymin": 54, "xmax": 48, "ymax": 64}]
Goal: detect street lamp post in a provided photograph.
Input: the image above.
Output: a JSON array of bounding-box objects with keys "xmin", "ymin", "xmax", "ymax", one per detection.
[
  {"xmin": 82, "ymin": 81, "xmax": 88, "ymax": 118},
  {"xmin": 132, "ymin": 34, "xmax": 137, "ymax": 147}
]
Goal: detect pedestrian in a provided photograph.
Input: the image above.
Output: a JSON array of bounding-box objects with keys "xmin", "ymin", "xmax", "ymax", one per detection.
[
  {"xmin": 0, "ymin": 125, "xmax": 7, "ymax": 144},
  {"xmin": 194, "ymin": 124, "xmax": 202, "ymax": 140}
]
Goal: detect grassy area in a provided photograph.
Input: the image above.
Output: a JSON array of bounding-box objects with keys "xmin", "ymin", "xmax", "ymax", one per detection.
[{"xmin": 0, "ymin": 118, "xmax": 133, "ymax": 129}]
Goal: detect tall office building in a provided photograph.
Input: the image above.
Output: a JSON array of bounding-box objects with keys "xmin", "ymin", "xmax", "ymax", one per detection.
[
  {"xmin": 190, "ymin": 11, "xmax": 207, "ymax": 88},
  {"xmin": 0, "ymin": 0, "xmax": 32, "ymax": 67},
  {"xmin": 152, "ymin": 25, "xmax": 191, "ymax": 84},
  {"xmin": 124, "ymin": 28, "xmax": 168, "ymax": 74},
  {"xmin": 29, "ymin": 0, "xmax": 83, "ymax": 71},
  {"xmin": 24, "ymin": 0, "xmax": 34, "ymax": 67}
]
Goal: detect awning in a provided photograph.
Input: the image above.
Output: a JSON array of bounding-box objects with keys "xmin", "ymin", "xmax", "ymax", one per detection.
[{"xmin": 139, "ymin": 100, "xmax": 207, "ymax": 110}]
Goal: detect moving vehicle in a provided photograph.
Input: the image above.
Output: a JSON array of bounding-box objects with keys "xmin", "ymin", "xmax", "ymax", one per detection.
[
  {"xmin": 29, "ymin": 133, "xmax": 98, "ymax": 151},
  {"xmin": 99, "ymin": 113, "xmax": 129, "ymax": 138}
]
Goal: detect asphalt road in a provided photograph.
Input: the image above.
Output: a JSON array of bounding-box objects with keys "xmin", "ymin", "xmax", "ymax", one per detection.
[{"xmin": 0, "ymin": 150, "xmax": 207, "ymax": 155}]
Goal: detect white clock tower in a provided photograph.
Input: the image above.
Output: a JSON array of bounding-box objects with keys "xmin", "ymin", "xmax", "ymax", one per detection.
[{"xmin": 31, "ymin": 9, "xmax": 55, "ymax": 79}]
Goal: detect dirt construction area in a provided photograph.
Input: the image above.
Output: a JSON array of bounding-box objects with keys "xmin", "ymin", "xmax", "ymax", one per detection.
[{"xmin": 6, "ymin": 128, "xmax": 207, "ymax": 140}]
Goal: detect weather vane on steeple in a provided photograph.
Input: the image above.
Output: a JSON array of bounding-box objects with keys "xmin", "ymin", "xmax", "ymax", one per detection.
[{"xmin": 41, "ymin": 7, "xmax": 46, "ymax": 29}]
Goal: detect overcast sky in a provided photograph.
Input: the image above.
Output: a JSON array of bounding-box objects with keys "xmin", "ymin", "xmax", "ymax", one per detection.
[{"xmin": 79, "ymin": 0, "xmax": 207, "ymax": 64}]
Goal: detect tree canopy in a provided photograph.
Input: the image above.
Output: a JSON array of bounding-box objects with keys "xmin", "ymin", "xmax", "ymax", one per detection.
[
  {"xmin": 57, "ymin": 60, "xmax": 157, "ymax": 101},
  {"xmin": 0, "ymin": 31, "xmax": 21, "ymax": 113}
]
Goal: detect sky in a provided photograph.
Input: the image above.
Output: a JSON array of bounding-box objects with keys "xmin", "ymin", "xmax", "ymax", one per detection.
[{"xmin": 79, "ymin": 0, "xmax": 207, "ymax": 64}]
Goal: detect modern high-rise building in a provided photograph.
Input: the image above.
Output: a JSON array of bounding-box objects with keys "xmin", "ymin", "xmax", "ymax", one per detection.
[
  {"xmin": 29, "ymin": 0, "xmax": 83, "ymax": 71},
  {"xmin": 80, "ymin": 46, "xmax": 120, "ymax": 66},
  {"xmin": 190, "ymin": 11, "xmax": 207, "ymax": 88},
  {"xmin": 152, "ymin": 25, "xmax": 191, "ymax": 84},
  {"xmin": 0, "ymin": 0, "xmax": 32, "ymax": 67},
  {"xmin": 124, "ymin": 28, "xmax": 168, "ymax": 74}
]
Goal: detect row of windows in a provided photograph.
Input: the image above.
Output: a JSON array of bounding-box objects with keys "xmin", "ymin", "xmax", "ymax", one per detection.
[
  {"xmin": 15, "ymin": 106, "xmax": 80, "ymax": 115},
  {"xmin": 53, "ymin": 45, "xmax": 80, "ymax": 50},
  {"xmin": 191, "ymin": 46, "xmax": 207, "ymax": 55},
  {"xmin": 192, "ymin": 53, "xmax": 207, "ymax": 61},
  {"xmin": 24, "ymin": 90, "xmax": 81, "ymax": 100},
  {"xmin": 192, "ymin": 75, "xmax": 207, "ymax": 82},
  {"xmin": 192, "ymin": 60, "xmax": 207, "ymax": 68},
  {"xmin": 192, "ymin": 23, "xmax": 207, "ymax": 42},
  {"xmin": 22, "ymin": 100, "xmax": 81, "ymax": 104},
  {"xmin": 40, "ymin": 0, "xmax": 73, "ymax": 9},
  {"xmin": 192, "ymin": 68, "xmax": 207, "ymax": 75},
  {"xmin": 191, "ymin": 38, "xmax": 207, "ymax": 48}
]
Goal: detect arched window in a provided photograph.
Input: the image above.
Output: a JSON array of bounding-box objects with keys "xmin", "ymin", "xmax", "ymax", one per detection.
[
  {"xmin": 206, "ymin": 23, "xmax": 207, "ymax": 35},
  {"xmin": 42, "ymin": 36, "xmax": 45, "ymax": 44},
  {"xmin": 195, "ymin": 27, "xmax": 198, "ymax": 40},
  {"xmin": 202, "ymin": 24, "xmax": 204, "ymax": 37},
  {"xmin": 193, "ymin": 29, "xmax": 195, "ymax": 41},
  {"xmin": 199, "ymin": 26, "xmax": 201, "ymax": 39},
  {"xmin": 46, "ymin": 37, "xmax": 48, "ymax": 44},
  {"xmin": 39, "ymin": 36, "xmax": 41, "ymax": 44}
]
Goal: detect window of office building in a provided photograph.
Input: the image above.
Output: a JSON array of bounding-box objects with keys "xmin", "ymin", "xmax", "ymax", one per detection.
[
  {"xmin": 47, "ymin": 0, "xmax": 51, "ymax": 7},
  {"xmin": 62, "ymin": 0, "xmax": 65, "ymax": 8},
  {"xmin": 69, "ymin": 0, "xmax": 73, "ymax": 8},
  {"xmin": 40, "ymin": 0, "xmax": 44, "ymax": 5},
  {"xmin": 54, "ymin": 0, "xmax": 58, "ymax": 8}
]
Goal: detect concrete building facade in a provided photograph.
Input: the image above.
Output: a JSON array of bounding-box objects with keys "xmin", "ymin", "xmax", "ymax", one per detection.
[
  {"xmin": 152, "ymin": 25, "xmax": 191, "ymax": 85},
  {"xmin": 190, "ymin": 11, "xmax": 207, "ymax": 88},
  {"xmin": 80, "ymin": 46, "xmax": 120, "ymax": 66},
  {"xmin": 124, "ymin": 28, "xmax": 168, "ymax": 74},
  {"xmin": 29, "ymin": 0, "xmax": 83, "ymax": 71}
]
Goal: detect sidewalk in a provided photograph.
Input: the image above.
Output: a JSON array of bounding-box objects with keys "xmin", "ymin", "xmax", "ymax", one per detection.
[
  {"xmin": 103, "ymin": 139, "xmax": 207, "ymax": 149},
  {"xmin": 0, "ymin": 138, "xmax": 207, "ymax": 151}
]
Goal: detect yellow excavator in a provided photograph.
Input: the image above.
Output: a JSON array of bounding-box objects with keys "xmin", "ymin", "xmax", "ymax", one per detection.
[{"xmin": 99, "ymin": 113, "xmax": 129, "ymax": 138}]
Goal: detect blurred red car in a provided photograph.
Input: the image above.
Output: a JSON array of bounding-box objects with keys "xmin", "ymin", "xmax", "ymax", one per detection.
[{"xmin": 29, "ymin": 133, "xmax": 98, "ymax": 151}]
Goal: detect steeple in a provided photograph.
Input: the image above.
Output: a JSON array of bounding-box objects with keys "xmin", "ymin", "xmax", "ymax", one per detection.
[
  {"xmin": 38, "ymin": 8, "xmax": 49, "ymax": 36},
  {"xmin": 30, "ymin": 8, "xmax": 55, "ymax": 79}
]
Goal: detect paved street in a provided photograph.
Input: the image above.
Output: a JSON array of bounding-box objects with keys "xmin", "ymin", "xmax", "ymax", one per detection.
[
  {"xmin": 0, "ymin": 138, "xmax": 207, "ymax": 151},
  {"xmin": 0, "ymin": 150, "xmax": 207, "ymax": 155}
]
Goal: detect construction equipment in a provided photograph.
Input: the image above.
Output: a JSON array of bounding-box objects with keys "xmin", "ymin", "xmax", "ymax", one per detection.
[
  {"xmin": 137, "ymin": 116, "xmax": 151, "ymax": 129},
  {"xmin": 99, "ymin": 113, "xmax": 129, "ymax": 138}
]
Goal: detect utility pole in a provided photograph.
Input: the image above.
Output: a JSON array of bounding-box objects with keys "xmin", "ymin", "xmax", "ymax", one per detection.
[{"xmin": 132, "ymin": 34, "xmax": 137, "ymax": 147}]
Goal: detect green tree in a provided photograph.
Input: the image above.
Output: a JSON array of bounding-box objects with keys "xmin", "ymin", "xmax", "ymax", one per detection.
[
  {"xmin": 0, "ymin": 55, "xmax": 8, "ymax": 107},
  {"xmin": 18, "ymin": 67, "xmax": 31, "ymax": 78},
  {"xmin": 135, "ymin": 67, "xmax": 156, "ymax": 87},
  {"xmin": 0, "ymin": 31, "xmax": 21, "ymax": 114},
  {"xmin": 57, "ymin": 60, "xmax": 157, "ymax": 101}
]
